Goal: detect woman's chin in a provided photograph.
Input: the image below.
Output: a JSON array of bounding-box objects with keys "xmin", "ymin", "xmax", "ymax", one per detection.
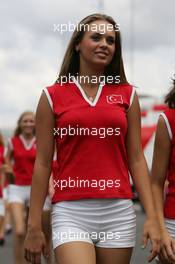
[{"xmin": 91, "ymin": 60, "xmax": 109, "ymax": 70}]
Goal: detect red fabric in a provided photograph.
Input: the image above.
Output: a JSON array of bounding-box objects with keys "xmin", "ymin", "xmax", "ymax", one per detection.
[
  {"xmin": 152, "ymin": 104, "xmax": 167, "ymax": 111},
  {"xmin": 52, "ymin": 156, "xmax": 59, "ymax": 178},
  {"xmin": 163, "ymin": 109, "xmax": 175, "ymax": 219},
  {"xmin": 141, "ymin": 110, "xmax": 148, "ymax": 117},
  {"xmin": 46, "ymin": 82, "xmax": 135, "ymax": 203},
  {"xmin": 141, "ymin": 126, "xmax": 156, "ymax": 149},
  {"xmin": 11, "ymin": 136, "xmax": 36, "ymax": 185}
]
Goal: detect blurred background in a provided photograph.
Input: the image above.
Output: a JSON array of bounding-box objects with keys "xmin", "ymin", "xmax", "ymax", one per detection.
[
  {"xmin": 0, "ymin": 0, "xmax": 175, "ymax": 263},
  {"xmin": 1, "ymin": 0, "xmax": 175, "ymax": 133}
]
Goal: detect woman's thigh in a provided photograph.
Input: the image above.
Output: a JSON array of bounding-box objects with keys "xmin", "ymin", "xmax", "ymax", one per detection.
[
  {"xmin": 10, "ymin": 203, "xmax": 26, "ymax": 233},
  {"xmin": 95, "ymin": 247, "xmax": 133, "ymax": 264},
  {"xmin": 54, "ymin": 241, "xmax": 96, "ymax": 264}
]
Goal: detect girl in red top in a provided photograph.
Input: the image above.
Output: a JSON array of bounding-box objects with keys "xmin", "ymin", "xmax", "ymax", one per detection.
[
  {"xmin": 24, "ymin": 14, "xmax": 160, "ymax": 264},
  {"xmin": 0, "ymin": 131, "xmax": 14, "ymax": 246},
  {"xmin": 6, "ymin": 111, "xmax": 54, "ymax": 264},
  {"xmin": 152, "ymin": 78, "xmax": 175, "ymax": 264},
  {"xmin": 0, "ymin": 132, "xmax": 6, "ymax": 245},
  {"xmin": 6, "ymin": 111, "xmax": 36, "ymax": 264}
]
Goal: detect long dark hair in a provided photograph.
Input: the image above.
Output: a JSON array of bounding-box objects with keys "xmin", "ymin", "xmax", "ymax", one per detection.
[
  {"xmin": 56, "ymin": 13, "xmax": 128, "ymax": 84},
  {"xmin": 165, "ymin": 77, "xmax": 175, "ymax": 108}
]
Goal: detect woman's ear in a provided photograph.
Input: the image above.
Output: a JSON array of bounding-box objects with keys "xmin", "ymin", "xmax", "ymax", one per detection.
[{"xmin": 75, "ymin": 43, "xmax": 80, "ymax": 52}]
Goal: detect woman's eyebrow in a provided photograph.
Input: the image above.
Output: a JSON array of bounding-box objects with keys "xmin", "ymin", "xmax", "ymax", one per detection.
[{"xmin": 90, "ymin": 32, "xmax": 115, "ymax": 37}]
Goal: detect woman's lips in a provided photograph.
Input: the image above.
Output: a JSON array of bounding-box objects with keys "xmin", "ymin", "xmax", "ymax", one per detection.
[
  {"xmin": 95, "ymin": 51, "xmax": 108, "ymax": 55},
  {"xmin": 94, "ymin": 51, "xmax": 108, "ymax": 58}
]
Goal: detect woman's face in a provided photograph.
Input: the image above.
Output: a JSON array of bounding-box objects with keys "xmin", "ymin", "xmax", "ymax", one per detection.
[
  {"xmin": 76, "ymin": 20, "xmax": 116, "ymax": 71},
  {"xmin": 20, "ymin": 113, "xmax": 35, "ymax": 136}
]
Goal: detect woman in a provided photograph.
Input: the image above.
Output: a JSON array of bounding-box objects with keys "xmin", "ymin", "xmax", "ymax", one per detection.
[
  {"xmin": 24, "ymin": 14, "xmax": 160, "ymax": 264},
  {"xmin": 6, "ymin": 111, "xmax": 53, "ymax": 264},
  {"xmin": 0, "ymin": 172, "xmax": 5, "ymax": 246},
  {"xmin": 151, "ymin": 78, "xmax": 175, "ymax": 264},
  {"xmin": 0, "ymin": 132, "xmax": 6, "ymax": 245}
]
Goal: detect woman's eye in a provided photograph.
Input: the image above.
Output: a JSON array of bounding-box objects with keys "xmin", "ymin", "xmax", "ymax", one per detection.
[
  {"xmin": 107, "ymin": 38, "xmax": 115, "ymax": 45},
  {"xmin": 91, "ymin": 35, "xmax": 101, "ymax": 41}
]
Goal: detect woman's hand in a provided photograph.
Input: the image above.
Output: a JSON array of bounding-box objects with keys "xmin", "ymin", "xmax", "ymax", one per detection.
[
  {"xmin": 141, "ymin": 218, "xmax": 160, "ymax": 262},
  {"xmin": 48, "ymin": 175, "xmax": 55, "ymax": 199},
  {"xmin": 0, "ymin": 164, "xmax": 12, "ymax": 174},
  {"xmin": 158, "ymin": 230, "xmax": 175, "ymax": 263},
  {"xmin": 24, "ymin": 227, "xmax": 49, "ymax": 264}
]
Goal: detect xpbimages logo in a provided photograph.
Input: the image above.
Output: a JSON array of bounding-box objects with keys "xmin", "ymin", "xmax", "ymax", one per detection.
[
  {"xmin": 52, "ymin": 230, "xmax": 121, "ymax": 243},
  {"xmin": 53, "ymin": 21, "xmax": 120, "ymax": 34},
  {"xmin": 53, "ymin": 177, "xmax": 121, "ymax": 191},
  {"xmin": 53, "ymin": 125, "xmax": 121, "ymax": 139}
]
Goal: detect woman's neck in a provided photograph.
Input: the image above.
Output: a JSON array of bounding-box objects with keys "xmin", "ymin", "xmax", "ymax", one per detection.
[
  {"xmin": 78, "ymin": 62, "xmax": 104, "ymax": 88},
  {"xmin": 21, "ymin": 133, "xmax": 34, "ymax": 141}
]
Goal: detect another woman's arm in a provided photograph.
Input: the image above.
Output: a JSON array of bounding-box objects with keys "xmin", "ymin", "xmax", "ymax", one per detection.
[
  {"xmin": 126, "ymin": 93, "xmax": 160, "ymax": 262},
  {"xmin": 4, "ymin": 141, "xmax": 15, "ymax": 183},
  {"xmin": 24, "ymin": 92, "xmax": 55, "ymax": 264},
  {"xmin": 151, "ymin": 116, "xmax": 175, "ymax": 263},
  {"xmin": 49, "ymin": 174, "xmax": 55, "ymax": 199}
]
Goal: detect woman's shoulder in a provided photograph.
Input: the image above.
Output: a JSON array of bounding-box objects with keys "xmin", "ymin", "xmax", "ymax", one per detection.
[
  {"xmin": 45, "ymin": 82, "xmax": 74, "ymax": 94},
  {"xmin": 45, "ymin": 82, "xmax": 62, "ymax": 92},
  {"xmin": 161, "ymin": 107, "xmax": 175, "ymax": 138},
  {"xmin": 164, "ymin": 107, "xmax": 175, "ymax": 115},
  {"xmin": 163, "ymin": 107, "xmax": 175, "ymax": 123},
  {"xmin": 7, "ymin": 136, "xmax": 19, "ymax": 150}
]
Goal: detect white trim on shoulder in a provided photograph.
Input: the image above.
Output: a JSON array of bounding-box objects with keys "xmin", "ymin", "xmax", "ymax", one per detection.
[
  {"xmin": 43, "ymin": 88, "xmax": 53, "ymax": 110},
  {"xmin": 127, "ymin": 86, "xmax": 136, "ymax": 111},
  {"xmin": 160, "ymin": 113, "xmax": 173, "ymax": 140},
  {"xmin": 130, "ymin": 86, "xmax": 136, "ymax": 107},
  {"xmin": 7, "ymin": 138, "xmax": 13, "ymax": 151}
]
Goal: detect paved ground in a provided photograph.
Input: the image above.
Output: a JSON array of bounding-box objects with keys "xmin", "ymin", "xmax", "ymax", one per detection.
[{"xmin": 0, "ymin": 207, "xmax": 157, "ymax": 264}]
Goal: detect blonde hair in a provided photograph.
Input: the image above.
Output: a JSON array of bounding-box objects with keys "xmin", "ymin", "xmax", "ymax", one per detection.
[{"xmin": 14, "ymin": 111, "xmax": 35, "ymax": 136}]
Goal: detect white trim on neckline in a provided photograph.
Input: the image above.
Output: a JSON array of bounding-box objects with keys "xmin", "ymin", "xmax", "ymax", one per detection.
[
  {"xmin": 19, "ymin": 135, "xmax": 36, "ymax": 150},
  {"xmin": 72, "ymin": 77, "xmax": 104, "ymax": 107}
]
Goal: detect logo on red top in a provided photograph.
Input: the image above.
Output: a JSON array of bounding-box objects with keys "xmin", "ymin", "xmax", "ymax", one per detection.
[{"xmin": 106, "ymin": 94, "xmax": 123, "ymax": 104}]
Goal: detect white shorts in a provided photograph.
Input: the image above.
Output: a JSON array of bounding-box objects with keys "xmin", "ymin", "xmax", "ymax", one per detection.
[
  {"xmin": 3, "ymin": 186, "xmax": 9, "ymax": 201},
  {"xmin": 156, "ymin": 218, "xmax": 175, "ymax": 262},
  {"xmin": 51, "ymin": 198, "xmax": 136, "ymax": 250},
  {"xmin": 165, "ymin": 218, "xmax": 175, "ymax": 238},
  {"xmin": 8, "ymin": 184, "xmax": 31, "ymax": 206},
  {"xmin": 8, "ymin": 184, "xmax": 52, "ymax": 211},
  {"xmin": 0, "ymin": 198, "xmax": 5, "ymax": 217}
]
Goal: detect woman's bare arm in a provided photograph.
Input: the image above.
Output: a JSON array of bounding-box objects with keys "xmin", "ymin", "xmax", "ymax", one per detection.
[
  {"xmin": 151, "ymin": 116, "xmax": 171, "ymax": 232},
  {"xmin": 126, "ymin": 93, "xmax": 160, "ymax": 262},
  {"xmin": 126, "ymin": 93, "xmax": 156, "ymax": 219},
  {"xmin": 151, "ymin": 116, "xmax": 175, "ymax": 262},
  {"xmin": 5, "ymin": 141, "xmax": 15, "ymax": 182},
  {"xmin": 27, "ymin": 92, "xmax": 55, "ymax": 229}
]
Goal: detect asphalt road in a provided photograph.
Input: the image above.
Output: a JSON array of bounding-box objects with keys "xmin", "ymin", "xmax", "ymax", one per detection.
[{"xmin": 0, "ymin": 207, "xmax": 156, "ymax": 264}]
